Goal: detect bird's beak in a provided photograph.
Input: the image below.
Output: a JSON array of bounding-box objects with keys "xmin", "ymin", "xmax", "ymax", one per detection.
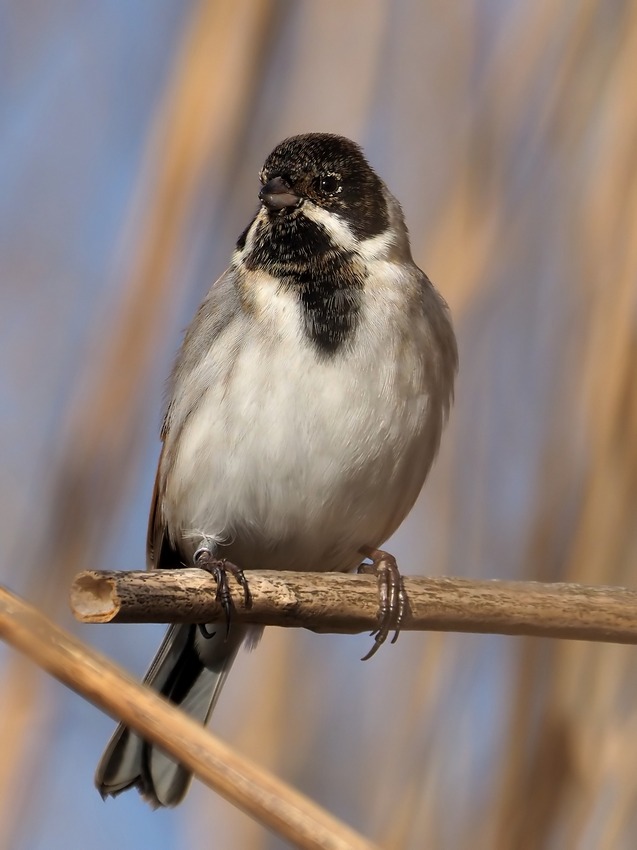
[{"xmin": 259, "ymin": 176, "xmax": 301, "ymax": 211}]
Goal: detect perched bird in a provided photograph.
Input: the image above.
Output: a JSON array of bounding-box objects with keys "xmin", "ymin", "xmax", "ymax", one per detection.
[{"xmin": 95, "ymin": 132, "xmax": 457, "ymax": 807}]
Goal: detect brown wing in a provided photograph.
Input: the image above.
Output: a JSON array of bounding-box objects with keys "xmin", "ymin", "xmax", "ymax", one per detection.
[
  {"xmin": 145, "ymin": 443, "xmax": 163, "ymax": 571},
  {"xmin": 146, "ymin": 440, "xmax": 181, "ymax": 572}
]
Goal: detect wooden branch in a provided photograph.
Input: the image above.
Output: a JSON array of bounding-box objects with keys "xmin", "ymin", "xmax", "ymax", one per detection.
[
  {"xmin": 70, "ymin": 569, "xmax": 637, "ymax": 645},
  {"xmin": 0, "ymin": 585, "xmax": 379, "ymax": 850}
]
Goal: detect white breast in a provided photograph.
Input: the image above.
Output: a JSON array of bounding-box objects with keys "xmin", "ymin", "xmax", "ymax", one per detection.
[{"xmin": 162, "ymin": 265, "xmax": 438, "ymax": 573}]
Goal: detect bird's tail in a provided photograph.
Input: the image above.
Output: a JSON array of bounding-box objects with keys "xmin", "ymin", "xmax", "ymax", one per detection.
[{"xmin": 95, "ymin": 622, "xmax": 245, "ymax": 807}]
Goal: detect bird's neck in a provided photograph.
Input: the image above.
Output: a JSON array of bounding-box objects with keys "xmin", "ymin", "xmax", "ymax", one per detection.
[{"xmin": 239, "ymin": 213, "xmax": 366, "ymax": 356}]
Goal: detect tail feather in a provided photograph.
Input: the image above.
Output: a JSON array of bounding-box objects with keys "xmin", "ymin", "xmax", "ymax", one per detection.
[{"xmin": 95, "ymin": 623, "xmax": 245, "ymax": 807}]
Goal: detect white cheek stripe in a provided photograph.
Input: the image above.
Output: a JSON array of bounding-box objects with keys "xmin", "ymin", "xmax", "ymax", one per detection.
[
  {"xmin": 358, "ymin": 229, "xmax": 394, "ymax": 262},
  {"xmin": 233, "ymin": 202, "xmax": 394, "ymax": 266},
  {"xmin": 232, "ymin": 208, "xmax": 269, "ymax": 265},
  {"xmin": 301, "ymin": 203, "xmax": 357, "ymax": 250},
  {"xmin": 300, "ymin": 203, "xmax": 394, "ymax": 261}
]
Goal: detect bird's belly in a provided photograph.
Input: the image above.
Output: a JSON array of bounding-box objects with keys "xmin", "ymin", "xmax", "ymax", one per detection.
[{"xmin": 164, "ymin": 328, "xmax": 434, "ymax": 573}]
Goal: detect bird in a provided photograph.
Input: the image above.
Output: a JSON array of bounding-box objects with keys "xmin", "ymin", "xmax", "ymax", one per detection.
[{"xmin": 95, "ymin": 132, "xmax": 458, "ymax": 807}]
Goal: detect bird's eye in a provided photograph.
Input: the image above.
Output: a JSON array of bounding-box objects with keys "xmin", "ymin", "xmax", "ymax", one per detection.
[{"xmin": 317, "ymin": 174, "xmax": 342, "ymax": 195}]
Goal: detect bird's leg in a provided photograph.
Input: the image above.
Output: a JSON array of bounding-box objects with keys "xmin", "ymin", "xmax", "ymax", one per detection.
[
  {"xmin": 357, "ymin": 545, "xmax": 406, "ymax": 660},
  {"xmin": 193, "ymin": 545, "xmax": 252, "ymax": 640}
]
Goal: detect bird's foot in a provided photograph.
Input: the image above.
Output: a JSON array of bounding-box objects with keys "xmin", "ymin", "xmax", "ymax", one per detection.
[
  {"xmin": 357, "ymin": 546, "xmax": 406, "ymax": 660},
  {"xmin": 193, "ymin": 547, "xmax": 252, "ymax": 640}
]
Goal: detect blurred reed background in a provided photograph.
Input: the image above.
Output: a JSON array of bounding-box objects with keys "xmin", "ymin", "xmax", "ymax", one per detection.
[{"xmin": 1, "ymin": 1, "xmax": 636, "ymax": 848}]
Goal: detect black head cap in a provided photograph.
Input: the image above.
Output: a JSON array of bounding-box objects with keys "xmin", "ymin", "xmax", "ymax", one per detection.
[{"xmin": 259, "ymin": 133, "xmax": 389, "ymax": 240}]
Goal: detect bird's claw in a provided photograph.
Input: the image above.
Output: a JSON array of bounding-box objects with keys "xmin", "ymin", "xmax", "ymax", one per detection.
[
  {"xmin": 194, "ymin": 548, "xmax": 252, "ymax": 640},
  {"xmin": 358, "ymin": 547, "xmax": 406, "ymax": 660}
]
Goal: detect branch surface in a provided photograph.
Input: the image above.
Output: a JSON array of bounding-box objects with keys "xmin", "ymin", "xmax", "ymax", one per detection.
[
  {"xmin": 0, "ymin": 585, "xmax": 379, "ymax": 850},
  {"xmin": 70, "ymin": 569, "xmax": 637, "ymax": 644}
]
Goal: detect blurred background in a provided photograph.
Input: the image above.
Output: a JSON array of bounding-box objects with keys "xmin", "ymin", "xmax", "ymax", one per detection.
[{"xmin": 1, "ymin": 1, "xmax": 636, "ymax": 848}]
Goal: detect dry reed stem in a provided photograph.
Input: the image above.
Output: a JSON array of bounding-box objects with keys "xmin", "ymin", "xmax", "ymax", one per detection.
[
  {"xmin": 70, "ymin": 569, "xmax": 637, "ymax": 645},
  {"xmin": 0, "ymin": 585, "xmax": 379, "ymax": 850}
]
